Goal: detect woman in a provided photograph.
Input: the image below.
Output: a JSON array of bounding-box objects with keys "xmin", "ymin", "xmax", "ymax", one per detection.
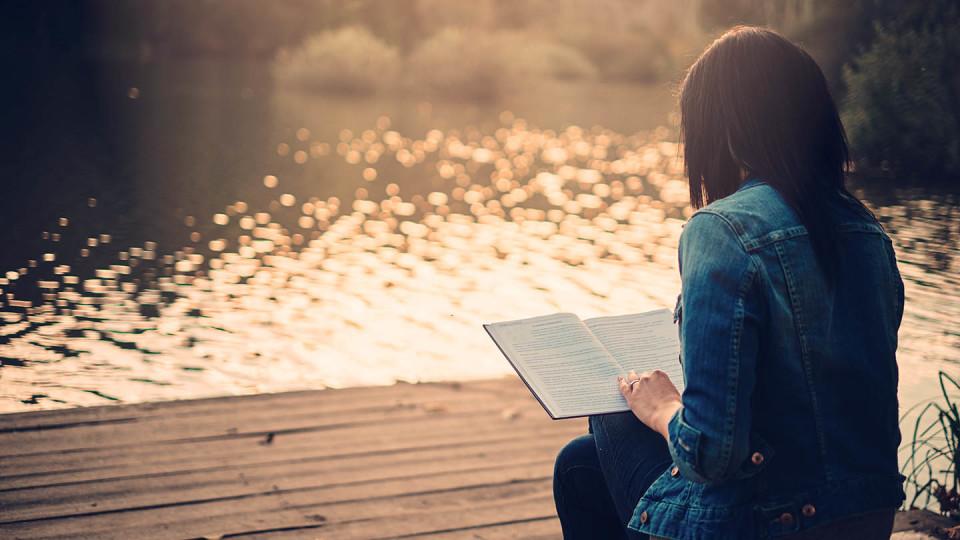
[{"xmin": 553, "ymin": 26, "xmax": 905, "ymax": 539}]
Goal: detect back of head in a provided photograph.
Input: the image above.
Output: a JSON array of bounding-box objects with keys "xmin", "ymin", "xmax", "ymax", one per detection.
[{"xmin": 679, "ymin": 26, "xmax": 851, "ymax": 277}]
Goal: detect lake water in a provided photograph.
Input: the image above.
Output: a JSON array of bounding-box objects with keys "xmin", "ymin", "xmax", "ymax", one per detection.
[{"xmin": 1, "ymin": 59, "xmax": 956, "ymax": 446}]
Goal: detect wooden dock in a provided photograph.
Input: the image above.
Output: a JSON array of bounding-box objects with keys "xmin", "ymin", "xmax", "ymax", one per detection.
[
  {"xmin": 0, "ymin": 378, "xmax": 584, "ymax": 539},
  {"xmin": 0, "ymin": 378, "xmax": 945, "ymax": 540}
]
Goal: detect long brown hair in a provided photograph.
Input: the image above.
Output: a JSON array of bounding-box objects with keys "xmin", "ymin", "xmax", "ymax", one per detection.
[{"xmin": 680, "ymin": 26, "xmax": 850, "ymax": 277}]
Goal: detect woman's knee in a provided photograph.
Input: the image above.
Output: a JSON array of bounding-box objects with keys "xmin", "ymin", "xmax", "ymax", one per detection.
[
  {"xmin": 590, "ymin": 411, "xmax": 639, "ymax": 434},
  {"xmin": 554, "ymin": 434, "xmax": 598, "ymax": 477},
  {"xmin": 557, "ymin": 434, "xmax": 597, "ymax": 465}
]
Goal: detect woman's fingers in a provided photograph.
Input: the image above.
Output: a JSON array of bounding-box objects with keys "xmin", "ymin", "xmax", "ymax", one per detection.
[
  {"xmin": 616, "ymin": 369, "xmax": 681, "ymax": 433},
  {"xmin": 620, "ymin": 370, "xmax": 667, "ymax": 398}
]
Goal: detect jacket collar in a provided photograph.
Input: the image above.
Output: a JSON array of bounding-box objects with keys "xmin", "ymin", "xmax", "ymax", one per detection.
[{"xmin": 737, "ymin": 177, "xmax": 766, "ymax": 192}]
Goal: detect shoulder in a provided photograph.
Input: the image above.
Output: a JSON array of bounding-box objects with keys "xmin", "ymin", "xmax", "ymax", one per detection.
[
  {"xmin": 681, "ymin": 210, "xmax": 745, "ymax": 252},
  {"xmin": 688, "ymin": 181, "xmax": 805, "ymax": 253},
  {"xmin": 678, "ymin": 206, "xmax": 762, "ymax": 291}
]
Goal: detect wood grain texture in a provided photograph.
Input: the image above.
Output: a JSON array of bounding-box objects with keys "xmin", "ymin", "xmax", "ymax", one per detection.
[{"xmin": 0, "ymin": 378, "xmax": 583, "ymax": 539}]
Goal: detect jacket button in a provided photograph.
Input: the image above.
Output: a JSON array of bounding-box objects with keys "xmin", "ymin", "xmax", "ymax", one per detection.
[
  {"xmin": 779, "ymin": 512, "xmax": 794, "ymax": 526},
  {"xmin": 802, "ymin": 504, "xmax": 816, "ymax": 517},
  {"xmin": 639, "ymin": 511, "xmax": 649, "ymax": 524},
  {"xmin": 751, "ymin": 451, "xmax": 765, "ymax": 465},
  {"xmin": 670, "ymin": 465, "xmax": 680, "ymax": 477}
]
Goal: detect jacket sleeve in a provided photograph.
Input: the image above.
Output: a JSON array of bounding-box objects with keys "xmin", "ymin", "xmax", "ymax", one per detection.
[{"xmin": 668, "ymin": 211, "xmax": 770, "ymax": 484}]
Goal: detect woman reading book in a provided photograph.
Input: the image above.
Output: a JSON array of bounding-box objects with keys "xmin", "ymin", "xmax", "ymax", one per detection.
[{"xmin": 552, "ymin": 26, "xmax": 905, "ymax": 539}]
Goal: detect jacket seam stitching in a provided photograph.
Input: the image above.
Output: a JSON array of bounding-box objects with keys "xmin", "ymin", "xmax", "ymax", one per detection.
[
  {"xmin": 719, "ymin": 256, "xmax": 760, "ymax": 479},
  {"xmin": 743, "ymin": 226, "xmax": 809, "ymax": 252},
  {"xmin": 774, "ymin": 241, "xmax": 831, "ymax": 483},
  {"xmin": 691, "ymin": 210, "xmax": 749, "ymax": 252}
]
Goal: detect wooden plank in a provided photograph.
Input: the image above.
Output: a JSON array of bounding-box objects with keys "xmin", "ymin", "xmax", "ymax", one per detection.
[
  {"xmin": 0, "ymin": 386, "xmax": 553, "ymax": 471},
  {"xmin": 259, "ymin": 489, "xmax": 557, "ymax": 540},
  {"xmin": 0, "ymin": 408, "xmax": 577, "ymax": 484},
  {"xmin": 0, "ymin": 386, "xmax": 388, "ymax": 431},
  {"xmin": 0, "ymin": 381, "xmax": 502, "ymax": 431},
  {"xmin": 0, "ymin": 460, "xmax": 557, "ymax": 539},
  {"xmin": 0, "ymin": 384, "xmax": 504, "ymax": 454},
  {"xmin": 232, "ymin": 495, "xmax": 559, "ymax": 540},
  {"xmin": 0, "ymin": 392, "xmax": 533, "ymax": 458},
  {"xmin": 0, "ymin": 378, "xmax": 529, "ymax": 434},
  {"xmin": 402, "ymin": 518, "xmax": 560, "ymax": 540},
  {"xmin": 1, "ymin": 417, "xmax": 579, "ymax": 490},
  {"xmin": 1, "ymin": 433, "xmax": 573, "ymax": 522},
  {"xmin": 0, "ymin": 418, "xmax": 572, "ymax": 485}
]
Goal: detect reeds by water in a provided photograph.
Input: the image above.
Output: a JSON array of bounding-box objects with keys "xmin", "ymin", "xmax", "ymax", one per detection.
[{"xmin": 904, "ymin": 371, "xmax": 960, "ymax": 517}]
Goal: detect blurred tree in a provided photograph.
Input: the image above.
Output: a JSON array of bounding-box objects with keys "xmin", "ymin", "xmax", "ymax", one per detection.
[
  {"xmin": 500, "ymin": 0, "xmax": 705, "ymax": 83},
  {"xmin": 406, "ymin": 27, "xmax": 508, "ymax": 101},
  {"xmin": 696, "ymin": 0, "xmax": 901, "ymax": 88},
  {"xmin": 274, "ymin": 26, "xmax": 400, "ymax": 94},
  {"xmin": 842, "ymin": 0, "xmax": 960, "ymax": 178},
  {"xmin": 698, "ymin": 0, "xmax": 959, "ymax": 179}
]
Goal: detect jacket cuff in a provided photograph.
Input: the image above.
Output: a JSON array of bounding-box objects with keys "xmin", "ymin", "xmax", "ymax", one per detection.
[
  {"xmin": 667, "ymin": 408, "xmax": 709, "ymax": 483},
  {"xmin": 668, "ymin": 408, "xmax": 776, "ymax": 483}
]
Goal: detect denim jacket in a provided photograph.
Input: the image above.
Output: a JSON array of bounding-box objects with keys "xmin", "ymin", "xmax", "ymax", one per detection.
[{"xmin": 630, "ymin": 179, "xmax": 906, "ymax": 539}]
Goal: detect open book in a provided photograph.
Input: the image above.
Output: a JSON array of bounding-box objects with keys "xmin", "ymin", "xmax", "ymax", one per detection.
[{"xmin": 483, "ymin": 309, "xmax": 683, "ymax": 419}]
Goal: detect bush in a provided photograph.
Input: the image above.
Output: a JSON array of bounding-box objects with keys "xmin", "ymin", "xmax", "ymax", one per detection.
[
  {"xmin": 274, "ymin": 26, "xmax": 400, "ymax": 94},
  {"xmin": 842, "ymin": 2, "xmax": 960, "ymax": 179},
  {"xmin": 406, "ymin": 28, "xmax": 507, "ymax": 101},
  {"xmin": 407, "ymin": 28, "xmax": 597, "ymax": 101},
  {"xmin": 497, "ymin": 33, "xmax": 597, "ymax": 82}
]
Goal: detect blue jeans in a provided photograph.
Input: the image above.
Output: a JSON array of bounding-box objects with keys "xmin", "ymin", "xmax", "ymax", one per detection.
[{"xmin": 553, "ymin": 412, "xmax": 672, "ymax": 539}]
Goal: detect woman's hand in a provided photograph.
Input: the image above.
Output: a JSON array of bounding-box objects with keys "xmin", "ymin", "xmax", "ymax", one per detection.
[{"xmin": 618, "ymin": 370, "xmax": 683, "ymax": 441}]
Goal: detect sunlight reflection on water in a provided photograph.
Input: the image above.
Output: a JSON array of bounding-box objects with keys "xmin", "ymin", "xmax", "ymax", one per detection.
[{"xmin": 0, "ymin": 115, "xmax": 956, "ymax": 417}]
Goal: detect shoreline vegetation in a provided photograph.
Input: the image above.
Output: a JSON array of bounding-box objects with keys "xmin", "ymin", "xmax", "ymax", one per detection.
[
  {"xmin": 905, "ymin": 372, "xmax": 960, "ymax": 523},
  {"xmin": 245, "ymin": 1, "xmax": 960, "ymax": 183},
  {"xmin": 12, "ymin": 1, "xmax": 957, "ymax": 179},
  {"xmin": 272, "ymin": 26, "xmax": 669, "ymax": 101}
]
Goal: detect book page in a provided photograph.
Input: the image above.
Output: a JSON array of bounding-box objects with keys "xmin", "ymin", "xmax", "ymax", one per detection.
[
  {"xmin": 584, "ymin": 309, "xmax": 684, "ymax": 392},
  {"xmin": 484, "ymin": 313, "xmax": 629, "ymax": 418}
]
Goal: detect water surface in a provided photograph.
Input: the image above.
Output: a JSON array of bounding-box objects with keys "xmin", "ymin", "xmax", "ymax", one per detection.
[{"xmin": 0, "ymin": 60, "xmax": 956, "ymax": 420}]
